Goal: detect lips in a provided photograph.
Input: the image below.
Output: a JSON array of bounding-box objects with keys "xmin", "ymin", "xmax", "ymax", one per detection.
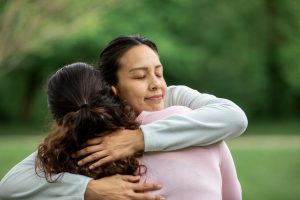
[{"xmin": 145, "ymin": 95, "xmax": 164, "ymax": 101}]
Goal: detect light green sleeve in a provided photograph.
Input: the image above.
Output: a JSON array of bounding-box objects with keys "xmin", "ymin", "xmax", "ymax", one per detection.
[
  {"xmin": 141, "ymin": 85, "xmax": 248, "ymax": 152},
  {"xmin": 0, "ymin": 151, "xmax": 92, "ymax": 200}
]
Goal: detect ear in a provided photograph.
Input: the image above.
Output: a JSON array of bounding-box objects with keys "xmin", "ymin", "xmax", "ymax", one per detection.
[{"xmin": 111, "ymin": 86, "xmax": 118, "ymax": 96}]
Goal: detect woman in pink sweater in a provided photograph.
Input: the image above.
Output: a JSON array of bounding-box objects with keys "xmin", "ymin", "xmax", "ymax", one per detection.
[{"xmin": 138, "ymin": 106, "xmax": 242, "ymax": 200}]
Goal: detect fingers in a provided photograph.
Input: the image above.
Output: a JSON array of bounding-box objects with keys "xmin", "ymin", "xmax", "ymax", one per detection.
[
  {"xmin": 119, "ymin": 175, "xmax": 162, "ymax": 192},
  {"xmin": 130, "ymin": 192, "xmax": 165, "ymax": 200},
  {"xmin": 77, "ymin": 151, "xmax": 109, "ymax": 166},
  {"xmin": 120, "ymin": 176, "xmax": 164, "ymax": 200},
  {"xmin": 73, "ymin": 144, "xmax": 103, "ymax": 158},
  {"xmin": 129, "ymin": 182, "xmax": 162, "ymax": 192},
  {"xmin": 101, "ymin": 175, "xmax": 164, "ymax": 200},
  {"xmin": 120, "ymin": 175, "xmax": 141, "ymax": 183},
  {"xmin": 86, "ymin": 137, "xmax": 104, "ymax": 145},
  {"xmin": 89, "ymin": 155, "xmax": 114, "ymax": 169}
]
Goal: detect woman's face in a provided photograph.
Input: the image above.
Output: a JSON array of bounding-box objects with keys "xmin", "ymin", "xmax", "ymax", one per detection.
[{"xmin": 112, "ymin": 45, "xmax": 167, "ymax": 114}]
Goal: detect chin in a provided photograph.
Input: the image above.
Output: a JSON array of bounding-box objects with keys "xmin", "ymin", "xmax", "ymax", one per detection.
[
  {"xmin": 139, "ymin": 104, "xmax": 164, "ymax": 112},
  {"xmin": 150, "ymin": 105, "xmax": 164, "ymax": 111}
]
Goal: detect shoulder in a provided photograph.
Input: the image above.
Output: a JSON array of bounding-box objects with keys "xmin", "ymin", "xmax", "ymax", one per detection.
[
  {"xmin": 166, "ymin": 85, "xmax": 197, "ymax": 95},
  {"xmin": 165, "ymin": 85, "xmax": 216, "ymax": 108},
  {"xmin": 165, "ymin": 85, "xmax": 200, "ymax": 106}
]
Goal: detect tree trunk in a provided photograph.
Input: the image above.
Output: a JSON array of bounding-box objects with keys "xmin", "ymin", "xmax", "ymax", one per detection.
[
  {"xmin": 264, "ymin": 0, "xmax": 287, "ymax": 118},
  {"xmin": 19, "ymin": 68, "xmax": 41, "ymax": 121}
]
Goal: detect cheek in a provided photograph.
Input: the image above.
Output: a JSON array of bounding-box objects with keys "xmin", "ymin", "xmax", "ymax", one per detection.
[
  {"xmin": 162, "ymin": 80, "xmax": 167, "ymax": 92},
  {"xmin": 125, "ymin": 93, "xmax": 144, "ymax": 113},
  {"xmin": 118, "ymin": 86, "xmax": 144, "ymax": 104},
  {"xmin": 129, "ymin": 89, "xmax": 145, "ymax": 104}
]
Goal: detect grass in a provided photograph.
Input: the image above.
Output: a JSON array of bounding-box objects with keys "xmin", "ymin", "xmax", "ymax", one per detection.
[
  {"xmin": 245, "ymin": 118, "xmax": 300, "ymax": 135},
  {"xmin": 0, "ymin": 135, "xmax": 43, "ymax": 177},
  {"xmin": 228, "ymin": 135, "xmax": 300, "ymax": 200},
  {"xmin": 0, "ymin": 121, "xmax": 300, "ymax": 199}
]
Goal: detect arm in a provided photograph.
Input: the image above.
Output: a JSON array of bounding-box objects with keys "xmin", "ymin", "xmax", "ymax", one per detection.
[
  {"xmin": 219, "ymin": 141, "xmax": 242, "ymax": 200},
  {"xmin": 0, "ymin": 152, "xmax": 163, "ymax": 200},
  {"xmin": 74, "ymin": 86, "xmax": 247, "ymax": 167},
  {"xmin": 0, "ymin": 152, "xmax": 91, "ymax": 200},
  {"xmin": 141, "ymin": 85, "xmax": 248, "ymax": 151}
]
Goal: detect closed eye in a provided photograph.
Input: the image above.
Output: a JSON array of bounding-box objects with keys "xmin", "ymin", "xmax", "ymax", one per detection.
[
  {"xmin": 133, "ymin": 76, "xmax": 146, "ymax": 79},
  {"xmin": 155, "ymin": 67, "xmax": 163, "ymax": 78},
  {"xmin": 156, "ymin": 73, "xmax": 162, "ymax": 78},
  {"xmin": 155, "ymin": 71, "xmax": 163, "ymax": 78}
]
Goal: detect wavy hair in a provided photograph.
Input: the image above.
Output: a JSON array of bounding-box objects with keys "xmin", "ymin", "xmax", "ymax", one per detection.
[{"xmin": 36, "ymin": 63, "xmax": 141, "ymax": 182}]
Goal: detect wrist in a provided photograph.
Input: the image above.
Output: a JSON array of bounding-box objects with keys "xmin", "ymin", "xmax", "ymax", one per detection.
[
  {"xmin": 132, "ymin": 128, "xmax": 145, "ymax": 152},
  {"xmin": 85, "ymin": 180, "xmax": 103, "ymax": 200}
]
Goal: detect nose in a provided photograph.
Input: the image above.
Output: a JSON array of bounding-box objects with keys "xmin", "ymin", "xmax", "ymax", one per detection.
[{"xmin": 149, "ymin": 76, "xmax": 162, "ymax": 91}]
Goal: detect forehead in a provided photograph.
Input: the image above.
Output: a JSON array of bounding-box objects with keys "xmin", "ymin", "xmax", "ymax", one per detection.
[{"xmin": 118, "ymin": 45, "xmax": 161, "ymax": 72}]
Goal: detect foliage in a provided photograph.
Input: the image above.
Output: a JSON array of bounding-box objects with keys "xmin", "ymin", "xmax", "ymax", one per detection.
[
  {"xmin": 0, "ymin": 0, "xmax": 117, "ymax": 122},
  {"xmin": 278, "ymin": 0, "xmax": 300, "ymax": 94},
  {"xmin": 0, "ymin": 0, "xmax": 300, "ymax": 123}
]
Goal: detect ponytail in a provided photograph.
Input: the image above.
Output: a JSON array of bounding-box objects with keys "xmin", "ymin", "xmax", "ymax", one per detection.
[{"xmin": 36, "ymin": 63, "xmax": 141, "ymax": 182}]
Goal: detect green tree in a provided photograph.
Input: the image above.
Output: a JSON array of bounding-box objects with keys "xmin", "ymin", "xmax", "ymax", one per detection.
[{"xmin": 0, "ymin": 0, "xmax": 117, "ymax": 122}]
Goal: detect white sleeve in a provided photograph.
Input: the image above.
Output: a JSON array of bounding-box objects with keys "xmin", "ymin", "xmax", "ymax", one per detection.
[
  {"xmin": 140, "ymin": 85, "xmax": 248, "ymax": 152},
  {"xmin": 0, "ymin": 151, "xmax": 92, "ymax": 200}
]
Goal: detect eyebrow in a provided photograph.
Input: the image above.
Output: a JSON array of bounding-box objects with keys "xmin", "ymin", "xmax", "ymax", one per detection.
[{"xmin": 129, "ymin": 65, "xmax": 162, "ymax": 73}]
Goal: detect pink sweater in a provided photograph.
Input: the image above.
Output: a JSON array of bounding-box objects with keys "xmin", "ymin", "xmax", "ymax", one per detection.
[{"xmin": 137, "ymin": 106, "xmax": 242, "ymax": 200}]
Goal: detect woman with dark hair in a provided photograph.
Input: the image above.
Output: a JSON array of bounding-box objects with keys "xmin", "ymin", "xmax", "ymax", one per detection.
[
  {"xmin": 0, "ymin": 35, "xmax": 247, "ymax": 200},
  {"xmin": 75, "ymin": 35, "xmax": 246, "ymax": 169},
  {"xmin": 36, "ymin": 63, "xmax": 142, "ymax": 182}
]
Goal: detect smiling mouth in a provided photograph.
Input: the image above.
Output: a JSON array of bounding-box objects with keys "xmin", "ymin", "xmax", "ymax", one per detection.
[{"xmin": 145, "ymin": 95, "xmax": 163, "ymax": 102}]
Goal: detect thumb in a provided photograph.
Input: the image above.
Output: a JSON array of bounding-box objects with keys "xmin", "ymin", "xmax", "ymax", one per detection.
[{"xmin": 120, "ymin": 175, "xmax": 141, "ymax": 183}]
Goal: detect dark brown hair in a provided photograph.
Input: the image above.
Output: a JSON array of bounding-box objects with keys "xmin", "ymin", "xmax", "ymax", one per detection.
[
  {"xmin": 36, "ymin": 62, "xmax": 141, "ymax": 182},
  {"xmin": 98, "ymin": 35, "xmax": 158, "ymax": 85}
]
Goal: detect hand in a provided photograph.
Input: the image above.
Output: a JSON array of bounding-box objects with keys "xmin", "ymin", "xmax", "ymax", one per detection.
[
  {"xmin": 73, "ymin": 129, "xmax": 145, "ymax": 169},
  {"xmin": 85, "ymin": 174, "xmax": 164, "ymax": 200}
]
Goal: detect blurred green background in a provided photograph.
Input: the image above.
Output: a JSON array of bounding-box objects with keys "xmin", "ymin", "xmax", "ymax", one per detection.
[{"xmin": 0, "ymin": 0, "xmax": 299, "ymax": 199}]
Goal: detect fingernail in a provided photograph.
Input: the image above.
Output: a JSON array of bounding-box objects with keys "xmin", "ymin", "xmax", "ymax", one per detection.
[
  {"xmin": 77, "ymin": 161, "xmax": 82, "ymax": 166},
  {"xmin": 89, "ymin": 165, "xmax": 94, "ymax": 170}
]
